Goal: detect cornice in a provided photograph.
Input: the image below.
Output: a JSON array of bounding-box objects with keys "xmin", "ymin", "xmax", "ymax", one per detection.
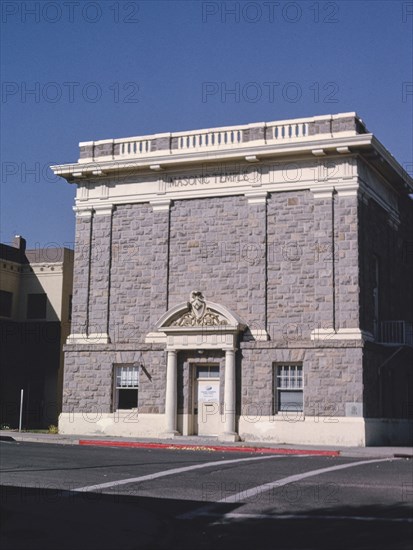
[{"xmin": 52, "ymin": 134, "xmax": 375, "ymax": 180}]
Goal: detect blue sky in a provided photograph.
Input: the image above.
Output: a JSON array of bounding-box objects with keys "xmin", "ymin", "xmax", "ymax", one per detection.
[{"xmin": 1, "ymin": 0, "xmax": 412, "ymax": 248}]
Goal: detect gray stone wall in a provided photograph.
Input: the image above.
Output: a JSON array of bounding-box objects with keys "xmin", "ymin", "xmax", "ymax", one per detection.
[
  {"xmin": 268, "ymin": 190, "xmax": 360, "ymax": 341},
  {"xmin": 62, "ymin": 346, "xmax": 165, "ymax": 414},
  {"xmin": 71, "ymin": 190, "xmax": 363, "ymax": 346},
  {"xmin": 66, "ymin": 188, "xmax": 365, "ymax": 419},
  {"xmin": 68, "ymin": 180, "xmax": 413, "ymax": 424},
  {"xmin": 109, "ymin": 204, "xmax": 152, "ymax": 343},
  {"xmin": 267, "ymin": 191, "xmax": 316, "ymax": 341},
  {"xmin": 240, "ymin": 344, "xmax": 364, "ymax": 419},
  {"xmin": 62, "ymin": 341, "xmax": 367, "ymax": 420},
  {"xmin": 168, "ymin": 196, "xmax": 251, "ymax": 323}
]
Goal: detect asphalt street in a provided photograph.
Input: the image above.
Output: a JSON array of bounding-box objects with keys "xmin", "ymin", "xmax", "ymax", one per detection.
[{"xmin": 1, "ymin": 441, "xmax": 412, "ymax": 550}]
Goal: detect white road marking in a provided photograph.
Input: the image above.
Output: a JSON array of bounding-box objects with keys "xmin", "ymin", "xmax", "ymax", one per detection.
[
  {"xmin": 179, "ymin": 457, "xmax": 396, "ymax": 519},
  {"xmin": 71, "ymin": 454, "xmax": 292, "ymax": 493},
  {"xmin": 211, "ymin": 512, "xmax": 413, "ymax": 523},
  {"xmin": 218, "ymin": 458, "xmax": 395, "ymax": 503}
]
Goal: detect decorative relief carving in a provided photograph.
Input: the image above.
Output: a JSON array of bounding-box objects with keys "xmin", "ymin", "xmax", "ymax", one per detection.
[{"xmin": 172, "ymin": 291, "xmax": 228, "ymax": 327}]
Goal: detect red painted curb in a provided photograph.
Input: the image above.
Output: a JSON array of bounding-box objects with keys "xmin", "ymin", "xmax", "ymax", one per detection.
[{"xmin": 79, "ymin": 439, "xmax": 340, "ymax": 456}]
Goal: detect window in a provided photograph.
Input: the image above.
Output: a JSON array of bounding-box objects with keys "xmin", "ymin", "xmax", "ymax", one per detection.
[
  {"xmin": 114, "ymin": 365, "xmax": 139, "ymax": 409},
  {"xmin": 27, "ymin": 293, "xmax": 47, "ymax": 319},
  {"xmin": 0, "ymin": 290, "xmax": 13, "ymax": 317},
  {"xmin": 196, "ymin": 366, "xmax": 219, "ymax": 379},
  {"xmin": 274, "ymin": 364, "xmax": 303, "ymax": 413}
]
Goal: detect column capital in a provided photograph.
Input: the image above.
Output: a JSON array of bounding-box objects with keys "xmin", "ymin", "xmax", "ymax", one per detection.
[
  {"xmin": 310, "ymin": 184, "xmax": 335, "ymax": 199},
  {"xmin": 73, "ymin": 206, "xmax": 94, "ymax": 219},
  {"xmin": 151, "ymin": 199, "xmax": 171, "ymax": 212},
  {"xmin": 93, "ymin": 204, "xmax": 114, "ymax": 216},
  {"xmin": 245, "ymin": 191, "xmax": 268, "ymax": 205}
]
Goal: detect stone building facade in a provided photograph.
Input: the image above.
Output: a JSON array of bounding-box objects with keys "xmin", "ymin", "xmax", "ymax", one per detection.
[{"xmin": 52, "ymin": 113, "xmax": 413, "ymax": 445}]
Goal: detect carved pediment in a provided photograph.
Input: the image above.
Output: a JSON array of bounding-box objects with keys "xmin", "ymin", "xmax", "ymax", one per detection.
[
  {"xmin": 172, "ymin": 310, "xmax": 228, "ymax": 327},
  {"xmin": 173, "ymin": 291, "xmax": 228, "ymax": 327},
  {"xmin": 155, "ymin": 290, "xmax": 244, "ymax": 331}
]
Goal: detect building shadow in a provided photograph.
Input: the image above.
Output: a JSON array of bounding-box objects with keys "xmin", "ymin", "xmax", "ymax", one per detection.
[{"xmin": 1, "ymin": 485, "xmax": 412, "ymax": 550}]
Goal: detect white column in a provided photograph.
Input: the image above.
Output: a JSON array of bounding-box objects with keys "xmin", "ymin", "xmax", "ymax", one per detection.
[
  {"xmin": 219, "ymin": 349, "xmax": 239, "ymax": 442},
  {"xmin": 164, "ymin": 350, "xmax": 179, "ymax": 437}
]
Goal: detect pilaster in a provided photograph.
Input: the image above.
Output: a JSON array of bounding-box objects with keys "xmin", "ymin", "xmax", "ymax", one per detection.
[
  {"xmin": 245, "ymin": 191, "xmax": 269, "ymax": 340},
  {"xmin": 68, "ymin": 207, "xmax": 93, "ymax": 342},
  {"xmin": 87, "ymin": 205, "xmax": 114, "ymax": 343},
  {"xmin": 311, "ymin": 187, "xmax": 336, "ymax": 333},
  {"xmin": 150, "ymin": 200, "xmax": 171, "ymax": 328},
  {"xmin": 335, "ymin": 188, "xmax": 360, "ymax": 330}
]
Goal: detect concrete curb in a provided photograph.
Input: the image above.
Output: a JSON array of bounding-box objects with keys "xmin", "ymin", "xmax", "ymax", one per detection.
[
  {"xmin": 78, "ymin": 439, "xmax": 341, "ymax": 456},
  {"xmin": 2, "ymin": 431, "xmax": 411, "ymax": 459}
]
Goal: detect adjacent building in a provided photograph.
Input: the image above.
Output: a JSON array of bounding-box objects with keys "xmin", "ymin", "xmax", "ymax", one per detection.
[
  {"xmin": 51, "ymin": 112, "xmax": 413, "ymax": 445},
  {"xmin": 0, "ymin": 237, "xmax": 74, "ymax": 428}
]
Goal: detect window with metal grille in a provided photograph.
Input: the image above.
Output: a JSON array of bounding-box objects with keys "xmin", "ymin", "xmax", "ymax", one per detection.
[
  {"xmin": 114, "ymin": 365, "xmax": 139, "ymax": 410},
  {"xmin": 274, "ymin": 364, "xmax": 303, "ymax": 413}
]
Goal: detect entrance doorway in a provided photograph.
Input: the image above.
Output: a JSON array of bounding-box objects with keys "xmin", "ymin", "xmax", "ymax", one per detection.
[{"xmin": 193, "ymin": 365, "xmax": 220, "ymax": 436}]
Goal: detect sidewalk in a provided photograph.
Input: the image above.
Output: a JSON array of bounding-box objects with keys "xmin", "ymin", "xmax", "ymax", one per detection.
[{"xmin": 1, "ymin": 430, "xmax": 412, "ymax": 458}]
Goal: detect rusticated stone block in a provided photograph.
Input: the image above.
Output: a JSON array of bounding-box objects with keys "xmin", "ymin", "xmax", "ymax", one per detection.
[
  {"xmin": 94, "ymin": 142, "xmax": 113, "ymax": 158},
  {"xmin": 309, "ymin": 119, "xmax": 331, "ymax": 136},
  {"xmin": 79, "ymin": 144, "xmax": 94, "ymax": 160},
  {"xmin": 151, "ymin": 136, "xmax": 170, "ymax": 151}
]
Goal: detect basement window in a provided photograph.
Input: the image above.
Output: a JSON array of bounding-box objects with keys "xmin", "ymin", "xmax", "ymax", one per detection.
[
  {"xmin": 274, "ymin": 364, "xmax": 303, "ymax": 414},
  {"xmin": 114, "ymin": 365, "xmax": 139, "ymax": 410}
]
